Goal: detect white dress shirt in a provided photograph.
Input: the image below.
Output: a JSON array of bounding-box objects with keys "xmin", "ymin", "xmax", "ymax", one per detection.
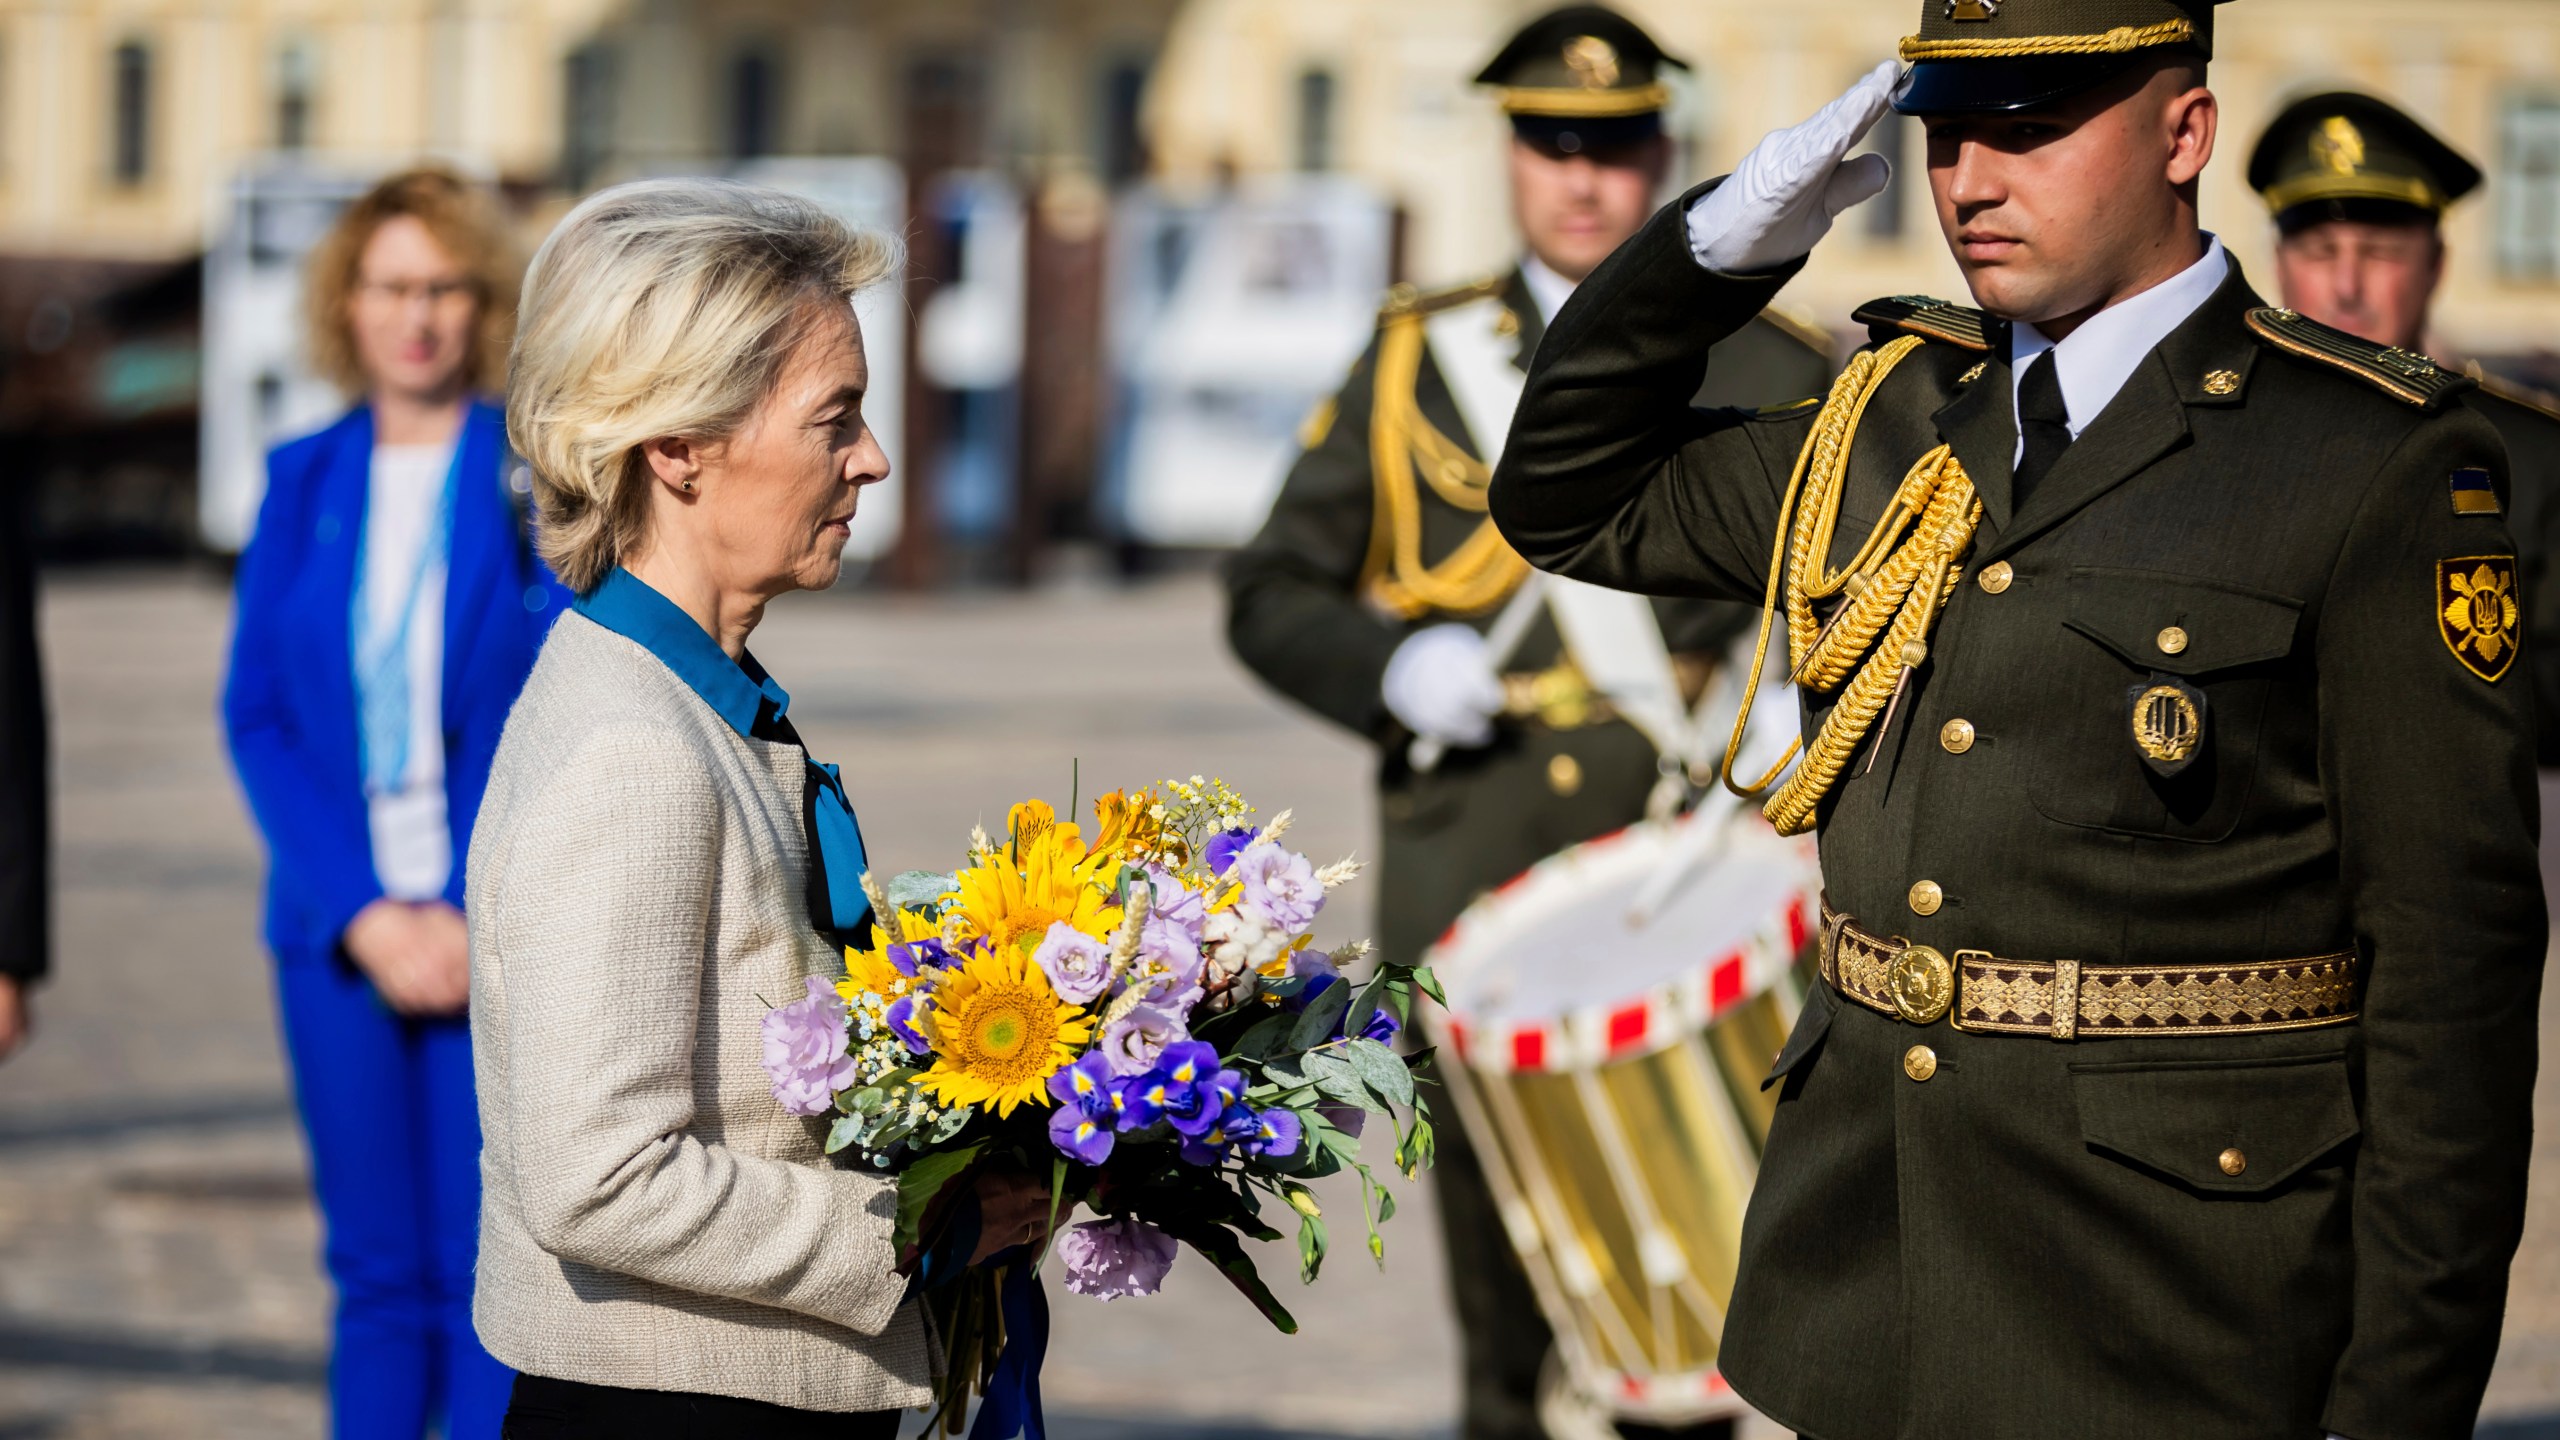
[
  {"xmin": 360, "ymin": 441, "xmax": 453, "ymax": 901},
  {"xmin": 2007, "ymin": 235, "xmax": 2229, "ymax": 463},
  {"xmin": 1519, "ymin": 252, "xmax": 1577, "ymax": 326}
]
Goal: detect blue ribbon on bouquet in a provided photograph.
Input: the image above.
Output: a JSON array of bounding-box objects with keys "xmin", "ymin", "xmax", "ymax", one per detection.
[{"xmin": 970, "ymin": 1255, "xmax": 1050, "ymax": 1440}]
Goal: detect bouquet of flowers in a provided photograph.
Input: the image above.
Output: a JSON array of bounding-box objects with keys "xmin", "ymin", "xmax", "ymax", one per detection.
[{"xmin": 760, "ymin": 777, "xmax": 1438, "ymax": 1436}]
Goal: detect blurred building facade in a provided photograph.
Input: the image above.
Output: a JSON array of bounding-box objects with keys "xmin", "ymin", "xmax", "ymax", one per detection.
[{"xmin": 1148, "ymin": 0, "xmax": 2560, "ymax": 365}]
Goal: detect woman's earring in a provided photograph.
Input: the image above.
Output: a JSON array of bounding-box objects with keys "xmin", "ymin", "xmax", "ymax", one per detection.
[{"xmin": 681, "ymin": 480, "xmax": 696, "ymax": 493}]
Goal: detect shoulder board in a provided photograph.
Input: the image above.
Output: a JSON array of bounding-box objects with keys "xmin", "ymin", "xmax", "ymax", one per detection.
[
  {"xmin": 1850, "ymin": 295, "xmax": 1993, "ymax": 352},
  {"xmin": 1756, "ymin": 302, "xmax": 1835, "ymax": 357},
  {"xmin": 2244, "ymin": 308, "xmax": 2476, "ymax": 413},
  {"xmin": 1380, "ymin": 275, "xmax": 1506, "ymax": 322},
  {"xmin": 2466, "ymin": 363, "xmax": 2560, "ymax": 426}
]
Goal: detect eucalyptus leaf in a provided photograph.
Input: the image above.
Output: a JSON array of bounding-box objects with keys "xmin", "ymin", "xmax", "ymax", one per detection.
[
  {"xmin": 1411, "ymin": 964, "xmax": 1448, "ymax": 1008},
  {"xmin": 887, "ymin": 870, "xmax": 957, "ymax": 912},
  {"xmin": 1288, "ymin": 982, "xmax": 1354, "ymax": 1051},
  {"xmin": 1343, "ymin": 1038, "xmax": 1416, "ymax": 1106},
  {"xmin": 825, "ymin": 1115, "xmax": 865, "ymax": 1155},
  {"xmin": 1301, "ymin": 1050, "xmax": 1374, "ymax": 1109}
]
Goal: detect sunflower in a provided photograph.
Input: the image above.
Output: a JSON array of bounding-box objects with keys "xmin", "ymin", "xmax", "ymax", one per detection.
[
  {"xmin": 946, "ymin": 803, "xmax": 1122, "ymax": 952},
  {"xmin": 916, "ymin": 945, "xmax": 1094, "ymax": 1116}
]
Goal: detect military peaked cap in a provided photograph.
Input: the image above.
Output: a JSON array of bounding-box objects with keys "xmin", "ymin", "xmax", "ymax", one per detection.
[
  {"xmin": 1476, "ymin": 5, "xmax": 1687, "ymax": 152},
  {"xmin": 1892, "ymin": 0, "xmax": 2231, "ymax": 116},
  {"xmin": 2248, "ymin": 91, "xmax": 2482, "ymax": 233}
]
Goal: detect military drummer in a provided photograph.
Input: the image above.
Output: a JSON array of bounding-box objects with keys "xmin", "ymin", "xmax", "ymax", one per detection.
[
  {"xmin": 1489, "ymin": 2, "xmax": 2541, "ymax": 1438},
  {"xmin": 2248, "ymin": 89, "xmax": 2560, "ymax": 759},
  {"xmin": 1224, "ymin": 7, "xmax": 1829, "ymax": 1438}
]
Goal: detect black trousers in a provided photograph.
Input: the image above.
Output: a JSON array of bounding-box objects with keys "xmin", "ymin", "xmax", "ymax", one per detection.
[{"xmin": 503, "ymin": 1373, "xmax": 903, "ymax": 1439}]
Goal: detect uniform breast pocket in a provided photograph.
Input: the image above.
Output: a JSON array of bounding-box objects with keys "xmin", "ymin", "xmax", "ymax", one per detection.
[{"xmin": 2025, "ymin": 567, "xmax": 2303, "ymax": 842}]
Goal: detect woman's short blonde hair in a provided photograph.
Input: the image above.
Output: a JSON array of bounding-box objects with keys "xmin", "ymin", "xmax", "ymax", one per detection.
[
  {"xmin": 507, "ymin": 178, "xmax": 901, "ymax": 595},
  {"xmin": 304, "ymin": 166, "xmax": 516, "ymax": 394}
]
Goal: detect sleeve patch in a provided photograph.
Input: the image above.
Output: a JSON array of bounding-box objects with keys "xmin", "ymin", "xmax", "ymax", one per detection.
[
  {"xmin": 2438, "ymin": 556, "xmax": 2520, "ymax": 681},
  {"xmin": 2450, "ymin": 466, "xmax": 2501, "ymax": 516}
]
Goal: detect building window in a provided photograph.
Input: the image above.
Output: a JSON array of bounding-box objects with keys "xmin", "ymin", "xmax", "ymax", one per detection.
[
  {"xmin": 110, "ymin": 39, "xmax": 151, "ymax": 184},
  {"xmin": 563, "ymin": 42, "xmax": 618, "ymax": 191},
  {"xmin": 276, "ymin": 40, "xmax": 316, "ymax": 151},
  {"xmin": 1296, "ymin": 67, "xmax": 1335, "ymax": 172},
  {"xmin": 728, "ymin": 48, "xmax": 779, "ymax": 160},
  {"xmin": 2498, "ymin": 95, "xmax": 2560, "ymax": 281},
  {"xmin": 1863, "ymin": 108, "xmax": 1910, "ymax": 240}
]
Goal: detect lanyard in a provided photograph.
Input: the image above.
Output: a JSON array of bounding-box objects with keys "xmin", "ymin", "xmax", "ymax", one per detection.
[{"xmin": 350, "ymin": 445, "xmax": 462, "ymax": 796}]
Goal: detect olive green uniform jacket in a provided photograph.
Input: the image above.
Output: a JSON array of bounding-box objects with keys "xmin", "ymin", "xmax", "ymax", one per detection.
[
  {"xmin": 1486, "ymin": 190, "xmax": 2543, "ymax": 1440},
  {"xmin": 1224, "ymin": 264, "xmax": 1830, "ymax": 1440},
  {"xmin": 2469, "ymin": 378, "xmax": 2560, "ymax": 762}
]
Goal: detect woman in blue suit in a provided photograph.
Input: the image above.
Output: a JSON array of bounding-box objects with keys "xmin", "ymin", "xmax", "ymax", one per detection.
[{"xmin": 222, "ymin": 168, "xmax": 565, "ymax": 1440}]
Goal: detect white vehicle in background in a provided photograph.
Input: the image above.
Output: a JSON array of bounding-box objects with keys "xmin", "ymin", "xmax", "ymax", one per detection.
[
  {"xmin": 1101, "ymin": 176, "xmax": 1392, "ymax": 550},
  {"xmin": 199, "ymin": 156, "xmax": 909, "ymax": 563},
  {"xmin": 198, "ymin": 163, "xmax": 376, "ymax": 556}
]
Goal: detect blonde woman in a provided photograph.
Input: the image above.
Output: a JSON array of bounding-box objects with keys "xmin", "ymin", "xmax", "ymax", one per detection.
[
  {"xmin": 222, "ymin": 167, "xmax": 560, "ymax": 1440},
  {"xmin": 473, "ymin": 179, "xmax": 1045, "ymax": 1435}
]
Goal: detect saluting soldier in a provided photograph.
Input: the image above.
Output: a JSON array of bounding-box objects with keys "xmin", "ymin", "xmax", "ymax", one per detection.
[
  {"xmin": 1223, "ymin": 8, "xmax": 1830, "ymax": 1439},
  {"xmin": 1488, "ymin": 3, "xmax": 2542, "ymax": 1438},
  {"xmin": 2249, "ymin": 90, "xmax": 2560, "ymax": 759}
]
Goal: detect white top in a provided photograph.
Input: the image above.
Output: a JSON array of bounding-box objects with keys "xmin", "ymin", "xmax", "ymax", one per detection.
[
  {"xmin": 2008, "ymin": 235, "xmax": 2229, "ymax": 462},
  {"xmin": 361, "ymin": 441, "xmax": 452, "ymax": 900},
  {"xmin": 1520, "ymin": 252, "xmax": 1577, "ymax": 326}
]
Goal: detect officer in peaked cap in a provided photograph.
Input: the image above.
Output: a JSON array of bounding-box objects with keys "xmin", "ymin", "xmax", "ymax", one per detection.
[
  {"xmin": 1225, "ymin": 7, "xmax": 1831, "ymax": 1439},
  {"xmin": 1490, "ymin": 0, "xmax": 2542, "ymax": 1434},
  {"xmin": 2249, "ymin": 91, "xmax": 2560, "ymax": 760}
]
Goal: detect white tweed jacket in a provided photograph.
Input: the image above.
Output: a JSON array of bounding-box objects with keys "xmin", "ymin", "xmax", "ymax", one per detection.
[{"xmin": 467, "ymin": 609, "xmax": 930, "ymax": 1412}]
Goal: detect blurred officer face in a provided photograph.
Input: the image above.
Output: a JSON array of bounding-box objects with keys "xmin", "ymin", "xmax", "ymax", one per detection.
[
  {"xmin": 1509, "ymin": 133, "xmax": 1671, "ymax": 282},
  {"xmin": 637, "ymin": 298, "xmax": 890, "ymax": 600},
  {"xmin": 1921, "ymin": 58, "xmax": 2217, "ymax": 334},
  {"xmin": 2273, "ymin": 219, "xmax": 2442, "ymax": 352},
  {"xmin": 347, "ymin": 214, "xmax": 481, "ymax": 407}
]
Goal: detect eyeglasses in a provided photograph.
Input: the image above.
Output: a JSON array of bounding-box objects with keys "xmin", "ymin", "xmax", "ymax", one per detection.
[{"xmin": 353, "ymin": 277, "xmax": 479, "ymax": 308}]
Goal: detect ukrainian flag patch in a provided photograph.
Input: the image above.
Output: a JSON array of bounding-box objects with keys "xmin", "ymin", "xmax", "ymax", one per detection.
[{"xmin": 2450, "ymin": 466, "xmax": 2501, "ymax": 516}]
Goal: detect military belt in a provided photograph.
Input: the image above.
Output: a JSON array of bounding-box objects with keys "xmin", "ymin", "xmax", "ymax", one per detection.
[
  {"xmin": 1499, "ymin": 652, "xmax": 1717, "ymax": 733},
  {"xmin": 1817, "ymin": 905, "xmax": 2360, "ymax": 1039}
]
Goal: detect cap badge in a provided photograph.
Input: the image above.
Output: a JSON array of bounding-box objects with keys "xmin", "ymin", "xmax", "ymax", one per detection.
[
  {"xmin": 2313, "ymin": 115, "xmax": 2367, "ymax": 178},
  {"xmin": 1945, "ymin": 0, "xmax": 2000, "ymax": 19},
  {"xmin": 1563, "ymin": 36, "xmax": 1620, "ymax": 89},
  {"xmin": 2439, "ymin": 556, "xmax": 2520, "ymax": 682}
]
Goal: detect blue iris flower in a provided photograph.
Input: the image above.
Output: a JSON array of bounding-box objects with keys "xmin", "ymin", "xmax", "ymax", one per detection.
[
  {"xmin": 1046, "ymin": 1052, "xmax": 1126, "ymax": 1164},
  {"xmin": 1237, "ymin": 1105, "xmax": 1303, "ymax": 1160},
  {"xmin": 1122, "ymin": 1040, "xmax": 1244, "ymax": 1139},
  {"xmin": 884, "ymin": 994, "xmax": 933, "ymax": 1055},
  {"xmin": 1204, "ymin": 827, "xmax": 1259, "ymax": 878}
]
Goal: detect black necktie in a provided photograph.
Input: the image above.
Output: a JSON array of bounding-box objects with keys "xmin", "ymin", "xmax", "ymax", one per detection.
[{"xmin": 2014, "ymin": 349, "xmax": 2073, "ymax": 510}]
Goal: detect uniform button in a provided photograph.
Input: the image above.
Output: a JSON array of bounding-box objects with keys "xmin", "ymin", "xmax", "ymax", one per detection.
[
  {"xmin": 1977, "ymin": 561, "xmax": 2013, "ymax": 595},
  {"xmin": 1908, "ymin": 879, "xmax": 1943, "ymax": 916},
  {"xmin": 2218, "ymin": 1147, "xmax": 2247, "ymax": 1177},
  {"xmin": 1939, "ymin": 718, "xmax": 1975, "ymax": 754},
  {"xmin": 1903, "ymin": 1045, "xmax": 1938, "ymax": 1082},
  {"xmin": 2156, "ymin": 625, "xmax": 2190, "ymax": 656},
  {"xmin": 1546, "ymin": 753, "xmax": 1583, "ymax": 796}
]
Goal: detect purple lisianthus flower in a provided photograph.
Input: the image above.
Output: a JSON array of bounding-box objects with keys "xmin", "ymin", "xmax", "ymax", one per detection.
[
  {"xmin": 1034, "ymin": 922, "xmax": 1113, "ymax": 1004},
  {"xmin": 1123, "ymin": 943, "xmax": 1206, "ymax": 1014},
  {"xmin": 1204, "ymin": 828, "xmax": 1260, "ymax": 879},
  {"xmin": 1236, "ymin": 1105, "xmax": 1304, "ymax": 1160},
  {"xmin": 1316, "ymin": 1101, "xmax": 1367, "ymax": 1139},
  {"xmin": 883, "ymin": 993, "xmax": 934, "ymax": 1055},
  {"xmin": 1234, "ymin": 842, "xmax": 1323, "ymax": 933},
  {"xmin": 1057, "ymin": 1217, "xmax": 1178, "ymax": 1300},
  {"xmin": 1101, "ymin": 1004, "xmax": 1187, "ymax": 1078},
  {"xmin": 1144, "ymin": 866, "xmax": 1207, "ymax": 946},
  {"xmin": 761, "ymin": 975, "xmax": 860, "ymax": 1117}
]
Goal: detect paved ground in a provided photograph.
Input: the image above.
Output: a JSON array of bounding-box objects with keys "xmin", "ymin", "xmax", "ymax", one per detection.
[{"xmin": 0, "ymin": 568, "xmax": 2556, "ymax": 1438}]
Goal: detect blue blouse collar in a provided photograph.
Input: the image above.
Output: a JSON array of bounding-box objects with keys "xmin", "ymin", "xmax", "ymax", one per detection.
[{"xmin": 575, "ymin": 567, "xmax": 790, "ymax": 740}]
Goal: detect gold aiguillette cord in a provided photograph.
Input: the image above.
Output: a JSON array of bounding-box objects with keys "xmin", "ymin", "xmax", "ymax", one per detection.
[{"xmin": 1720, "ymin": 335, "xmax": 1985, "ymax": 836}]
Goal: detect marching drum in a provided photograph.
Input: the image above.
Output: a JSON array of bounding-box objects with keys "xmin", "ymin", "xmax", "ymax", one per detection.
[{"xmin": 1422, "ymin": 809, "xmax": 1821, "ymax": 1426}]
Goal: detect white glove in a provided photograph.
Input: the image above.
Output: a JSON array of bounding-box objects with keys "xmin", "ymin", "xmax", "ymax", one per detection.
[
  {"xmin": 1384, "ymin": 624, "xmax": 1506, "ymax": 749},
  {"xmin": 1687, "ymin": 60, "xmax": 1901, "ymax": 274}
]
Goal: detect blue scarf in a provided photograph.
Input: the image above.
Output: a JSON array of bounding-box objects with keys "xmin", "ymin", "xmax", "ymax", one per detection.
[{"xmin": 574, "ymin": 568, "xmax": 874, "ymax": 940}]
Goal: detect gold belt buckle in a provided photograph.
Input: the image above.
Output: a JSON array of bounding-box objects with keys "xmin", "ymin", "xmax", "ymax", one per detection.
[{"xmin": 1887, "ymin": 942, "xmax": 1953, "ymax": 1025}]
